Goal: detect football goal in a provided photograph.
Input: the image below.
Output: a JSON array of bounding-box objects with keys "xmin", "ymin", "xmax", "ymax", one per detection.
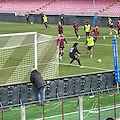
[{"xmin": 0, "ymin": 32, "xmax": 59, "ymax": 85}]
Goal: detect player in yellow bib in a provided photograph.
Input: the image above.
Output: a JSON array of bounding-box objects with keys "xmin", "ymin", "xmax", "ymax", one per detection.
[
  {"xmin": 84, "ymin": 22, "xmax": 91, "ymax": 39},
  {"xmin": 85, "ymin": 34, "xmax": 94, "ymax": 58},
  {"xmin": 108, "ymin": 17, "xmax": 117, "ymax": 35},
  {"xmin": 43, "ymin": 15, "xmax": 50, "ymax": 31}
]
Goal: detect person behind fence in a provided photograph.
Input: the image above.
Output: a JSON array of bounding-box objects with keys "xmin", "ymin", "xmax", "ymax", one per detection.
[{"xmin": 30, "ymin": 67, "xmax": 46, "ymax": 105}]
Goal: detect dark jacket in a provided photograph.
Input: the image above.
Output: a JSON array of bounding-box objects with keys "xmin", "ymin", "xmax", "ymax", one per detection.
[
  {"xmin": 69, "ymin": 46, "xmax": 81, "ymax": 57},
  {"xmin": 30, "ymin": 70, "xmax": 46, "ymax": 89}
]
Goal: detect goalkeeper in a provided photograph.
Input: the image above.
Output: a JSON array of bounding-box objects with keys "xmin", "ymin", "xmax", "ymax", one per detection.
[{"xmin": 68, "ymin": 43, "xmax": 84, "ymax": 68}]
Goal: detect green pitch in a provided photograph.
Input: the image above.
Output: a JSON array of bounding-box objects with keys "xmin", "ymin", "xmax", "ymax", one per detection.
[
  {"xmin": 0, "ymin": 21, "xmax": 120, "ymax": 120},
  {"xmin": 1, "ymin": 92, "xmax": 120, "ymax": 120},
  {"xmin": 0, "ymin": 21, "xmax": 119, "ymax": 78}
]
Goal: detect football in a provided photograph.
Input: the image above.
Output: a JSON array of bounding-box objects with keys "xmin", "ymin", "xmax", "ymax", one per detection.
[
  {"xmin": 97, "ymin": 59, "xmax": 102, "ymax": 63},
  {"xmin": 31, "ymin": 22, "xmax": 33, "ymax": 24}
]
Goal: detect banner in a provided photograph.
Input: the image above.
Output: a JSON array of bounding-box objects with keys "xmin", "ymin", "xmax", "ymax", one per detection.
[{"xmin": 112, "ymin": 38, "xmax": 120, "ymax": 82}]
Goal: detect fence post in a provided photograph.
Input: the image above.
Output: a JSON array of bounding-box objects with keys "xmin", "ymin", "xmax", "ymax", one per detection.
[
  {"xmin": 79, "ymin": 96, "xmax": 83, "ymax": 120},
  {"xmin": 61, "ymin": 97, "xmax": 64, "ymax": 120},
  {"xmin": 114, "ymin": 88, "xmax": 116, "ymax": 120},
  {"xmin": 98, "ymin": 91, "xmax": 100, "ymax": 120},
  {"xmin": 1, "ymin": 103, "xmax": 3, "ymax": 120},
  {"xmin": 20, "ymin": 100, "xmax": 25, "ymax": 120},
  {"xmin": 42, "ymin": 101, "xmax": 45, "ymax": 120}
]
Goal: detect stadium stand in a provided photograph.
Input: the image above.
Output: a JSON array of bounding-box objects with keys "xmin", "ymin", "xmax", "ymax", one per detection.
[{"xmin": 0, "ymin": 0, "xmax": 119, "ymax": 15}]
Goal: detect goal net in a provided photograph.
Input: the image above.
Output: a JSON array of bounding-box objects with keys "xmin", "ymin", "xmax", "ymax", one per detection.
[{"xmin": 0, "ymin": 32, "xmax": 59, "ymax": 85}]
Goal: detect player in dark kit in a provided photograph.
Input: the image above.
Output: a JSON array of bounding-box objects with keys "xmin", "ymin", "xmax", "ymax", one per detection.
[
  {"xmin": 56, "ymin": 34, "xmax": 69, "ymax": 60},
  {"xmin": 69, "ymin": 43, "xmax": 84, "ymax": 68},
  {"xmin": 58, "ymin": 22, "xmax": 63, "ymax": 37},
  {"xmin": 73, "ymin": 21, "xmax": 80, "ymax": 40},
  {"xmin": 60, "ymin": 13, "xmax": 64, "ymax": 25},
  {"xmin": 25, "ymin": 12, "xmax": 30, "ymax": 25},
  {"xmin": 90, "ymin": 25, "xmax": 99, "ymax": 43},
  {"xmin": 115, "ymin": 19, "xmax": 120, "ymax": 36}
]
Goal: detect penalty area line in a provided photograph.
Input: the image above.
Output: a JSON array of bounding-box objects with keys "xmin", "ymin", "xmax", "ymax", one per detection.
[{"xmin": 59, "ymin": 62, "xmax": 111, "ymax": 71}]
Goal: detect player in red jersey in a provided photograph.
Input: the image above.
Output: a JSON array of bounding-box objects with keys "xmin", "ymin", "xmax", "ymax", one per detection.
[
  {"xmin": 115, "ymin": 19, "xmax": 120, "ymax": 37},
  {"xmin": 58, "ymin": 22, "xmax": 63, "ymax": 37},
  {"xmin": 73, "ymin": 21, "xmax": 80, "ymax": 40},
  {"xmin": 56, "ymin": 34, "xmax": 69, "ymax": 60},
  {"xmin": 90, "ymin": 25, "xmax": 99, "ymax": 43}
]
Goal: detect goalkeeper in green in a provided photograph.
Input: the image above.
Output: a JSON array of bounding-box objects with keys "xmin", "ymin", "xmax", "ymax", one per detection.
[
  {"xmin": 85, "ymin": 34, "xmax": 94, "ymax": 58},
  {"xmin": 68, "ymin": 43, "xmax": 84, "ymax": 68}
]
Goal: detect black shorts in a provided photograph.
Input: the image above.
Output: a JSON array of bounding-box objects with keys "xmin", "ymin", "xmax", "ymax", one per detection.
[
  {"xmin": 86, "ymin": 32, "xmax": 90, "ymax": 36},
  {"xmin": 58, "ymin": 31, "xmax": 63, "ymax": 34},
  {"xmin": 109, "ymin": 25, "xmax": 114, "ymax": 28},
  {"xmin": 93, "ymin": 37, "xmax": 97, "ymax": 43},
  {"xmin": 87, "ymin": 46, "xmax": 93, "ymax": 50},
  {"xmin": 59, "ymin": 46, "xmax": 64, "ymax": 50}
]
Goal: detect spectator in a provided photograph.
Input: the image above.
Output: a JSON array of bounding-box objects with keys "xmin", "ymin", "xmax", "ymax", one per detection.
[{"xmin": 30, "ymin": 67, "xmax": 46, "ymax": 105}]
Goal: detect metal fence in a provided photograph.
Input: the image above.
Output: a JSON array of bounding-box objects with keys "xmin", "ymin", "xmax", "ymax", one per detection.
[{"xmin": 0, "ymin": 70, "xmax": 116, "ymax": 107}]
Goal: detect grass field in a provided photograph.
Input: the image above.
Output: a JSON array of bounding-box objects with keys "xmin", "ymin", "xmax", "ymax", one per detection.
[
  {"xmin": 1, "ymin": 92, "xmax": 120, "ymax": 120},
  {"xmin": 0, "ymin": 21, "xmax": 119, "ymax": 79},
  {"xmin": 0, "ymin": 21, "xmax": 120, "ymax": 120}
]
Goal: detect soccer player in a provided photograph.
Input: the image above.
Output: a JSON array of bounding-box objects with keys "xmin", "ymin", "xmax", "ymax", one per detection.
[
  {"xmin": 56, "ymin": 34, "xmax": 69, "ymax": 60},
  {"xmin": 118, "ymin": 14, "xmax": 120, "ymax": 20},
  {"xmin": 25, "ymin": 12, "xmax": 30, "ymax": 25},
  {"xmin": 115, "ymin": 19, "xmax": 120, "ymax": 36},
  {"xmin": 60, "ymin": 13, "xmax": 64, "ymax": 25},
  {"xmin": 69, "ymin": 43, "xmax": 84, "ymax": 68},
  {"xmin": 43, "ymin": 14, "xmax": 50, "ymax": 31},
  {"xmin": 73, "ymin": 21, "xmax": 80, "ymax": 40},
  {"xmin": 90, "ymin": 25, "xmax": 99, "ymax": 43},
  {"xmin": 58, "ymin": 22, "xmax": 63, "ymax": 37},
  {"xmin": 40, "ymin": 12, "xmax": 44, "ymax": 24},
  {"xmin": 108, "ymin": 17, "xmax": 117, "ymax": 35},
  {"xmin": 84, "ymin": 22, "xmax": 91, "ymax": 39},
  {"xmin": 85, "ymin": 34, "xmax": 94, "ymax": 58}
]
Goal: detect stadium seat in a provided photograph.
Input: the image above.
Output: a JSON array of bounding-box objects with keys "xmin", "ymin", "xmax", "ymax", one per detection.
[{"xmin": 0, "ymin": 0, "xmax": 119, "ymax": 15}]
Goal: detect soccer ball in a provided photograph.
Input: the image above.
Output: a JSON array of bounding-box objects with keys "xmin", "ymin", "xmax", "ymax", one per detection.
[
  {"xmin": 31, "ymin": 22, "xmax": 33, "ymax": 24},
  {"xmin": 97, "ymin": 59, "xmax": 102, "ymax": 63}
]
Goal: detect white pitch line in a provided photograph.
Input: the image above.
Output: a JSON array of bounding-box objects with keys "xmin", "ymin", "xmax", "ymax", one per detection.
[
  {"xmin": 59, "ymin": 62, "xmax": 111, "ymax": 71},
  {"xmin": 34, "ymin": 111, "xmax": 78, "ymax": 120}
]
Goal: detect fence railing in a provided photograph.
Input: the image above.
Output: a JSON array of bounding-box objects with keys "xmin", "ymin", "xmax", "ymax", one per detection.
[{"xmin": 0, "ymin": 87, "xmax": 120, "ymax": 120}]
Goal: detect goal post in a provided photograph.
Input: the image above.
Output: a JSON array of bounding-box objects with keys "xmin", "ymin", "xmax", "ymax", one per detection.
[{"xmin": 0, "ymin": 32, "xmax": 59, "ymax": 85}]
